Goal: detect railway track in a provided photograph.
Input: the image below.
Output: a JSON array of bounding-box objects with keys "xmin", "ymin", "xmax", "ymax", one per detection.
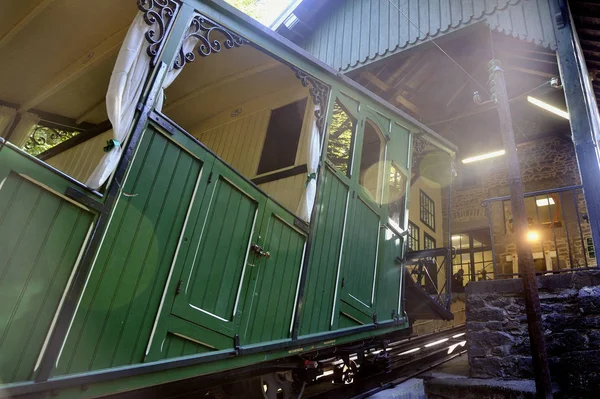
[{"xmin": 303, "ymin": 325, "xmax": 467, "ymax": 398}]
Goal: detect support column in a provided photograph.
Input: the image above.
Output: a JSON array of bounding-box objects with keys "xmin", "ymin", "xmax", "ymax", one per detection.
[
  {"xmin": 553, "ymin": 0, "xmax": 600, "ymax": 256},
  {"xmin": 489, "ymin": 59, "xmax": 553, "ymax": 399}
]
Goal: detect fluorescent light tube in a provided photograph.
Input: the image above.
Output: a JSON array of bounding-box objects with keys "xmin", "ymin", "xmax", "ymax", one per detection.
[
  {"xmin": 462, "ymin": 150, "xmax": 506, "ymax": 164},
  {"xmin": 527, "ymin": 96, "xmax": 569, "ymax": 119}
]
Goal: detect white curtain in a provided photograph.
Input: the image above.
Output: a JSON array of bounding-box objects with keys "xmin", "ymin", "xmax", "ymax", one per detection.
[
  {"xmin": 85, "ymin": 12, "xmax": 152, "ymax": 189},
  {"xmin": 84, "ymin": 12, "xmax": 200, "ymax": 189},
  {"xmin": 0, "ymin": 106, "xmax": 17, "ymax": 138},
  {"xmin": 297, "ymin": 104, "xmax": 321, "ymax": 222},
  {"xmin": 11, "ymin": 112, "xmax": 40, "ymax": 148}
]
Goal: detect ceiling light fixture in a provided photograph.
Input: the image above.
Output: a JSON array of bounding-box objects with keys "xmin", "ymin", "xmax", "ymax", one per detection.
[
  {"xmin": 527, "ymin": 96, "xmax": 569, "ymax": 120},
  {"xmin": 461, "ymin": 150, "xmax": 506, "ymax": 164},
  {"xmin": 536, "ymin": 198, "xmax": 555, "ymax": 207}
]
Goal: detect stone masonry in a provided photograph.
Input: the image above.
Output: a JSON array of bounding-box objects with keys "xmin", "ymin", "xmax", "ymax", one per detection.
[{"xmin": 466, "ymin": 271, "xmax": 600, "ymax": 397}]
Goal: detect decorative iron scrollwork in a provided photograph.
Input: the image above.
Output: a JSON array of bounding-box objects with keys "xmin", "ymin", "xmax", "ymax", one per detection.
[
  {"xmin": 24, "ymin": 125, "xmax": 81, "ymax": 157},
  {"xmin": 137, "ymin": 0, "xmax": 180, "ymax": 67},
  {"xmin": 174, "ymin": 14, "xmax": 248, "ymax": 69},
  {"xmin": 292, "ymin": 68, "xmax": 330, "ymax": 134}
]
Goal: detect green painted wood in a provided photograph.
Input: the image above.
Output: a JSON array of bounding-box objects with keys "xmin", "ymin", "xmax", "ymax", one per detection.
[
  {"xmin": 298, "ymin": 166, "xmax": 349, "ymax": 335},
  {"xmin": 302, "ymin": 0, "xmax": 554, "ymax": 72},
  {"xmin": 171, "ymin": 159, "xmax": 265, "ymax": 339},
  {"xmin": 0, "ymin": 171, "xmax": 94, "ymax": 383},
  {"xmin": 56, "ymin": 127, "xmax": 203, "ymax": 375},
  {"xmin": 242, "ymin": 200, "xmax": 306, "ymax": 344},
  {"xmin": 375, "ymin": 227, "xmax": 403, "ymax": 322},
  {"xmin": 390, "ymin": 123, "xmax": 411, "ymax": 171},
  {"xmin": 163, "ymin": 333, "xmax": 213, "ymax": 358},
  {"xmin": 340, "ymin": 196, "xmax": 380, "ymax": 316}
]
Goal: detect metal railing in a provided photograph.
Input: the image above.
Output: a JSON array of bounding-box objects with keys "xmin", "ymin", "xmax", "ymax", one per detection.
[
  {"xmin": 482, "ymin": 185, "xmax": 597, "ymax": 278},
  {"xmin": 404, "ymin": 247, "xmax": 453, "ymax": 309}
]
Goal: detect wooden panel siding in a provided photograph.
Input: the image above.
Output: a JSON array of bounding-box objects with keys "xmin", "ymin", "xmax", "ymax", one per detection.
[
  {"xmin": 299, "ymin": 167, "xmax": 349, "ymax": 335},
  {"xmin": 375, "ymin": 227, "xmax": 403, "ymax": 322},
  {"xmin": 194, "ymin": 89, "xmax": 315, "ymax": 216},
  {"xmin": 341, "ymin": 197, "xmax": 380, "ymax": 312},
  {"xmin": 56, "ymin": 127, "xmax": 202, "ymax": 374},
  {"xmin": 257, "ymin": 173, "xmax": 306, "ymax": 212},
  {"xmin": 303, "ymin": 0, "xmax": 556, "ymax": 72},
  {"xmin": 244, "ymin": 207, "xmax": 306, "ymax": 344},
  {"xmin": 0, "ymin": 172, "xmax": 94, "ymax": 383},
  {"xmin": 162, "ymin": 333, "xmax": 213, "ymax": 359}
]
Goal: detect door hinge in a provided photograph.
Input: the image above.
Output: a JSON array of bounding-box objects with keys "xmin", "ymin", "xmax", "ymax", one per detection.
[
  {"xmin": 207, "ymin": 171, "xmax": 213, "ymax": 184},
  {"xmin": 175, "ymin": 280, "xmax": 183, "ymax": 295},
  {"xmin": 341, "ymin": 278, "xmax": 345, "ymax": 288}
]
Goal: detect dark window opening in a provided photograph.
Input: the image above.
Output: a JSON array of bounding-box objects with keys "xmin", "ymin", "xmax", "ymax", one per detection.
[
  {"xmin": 420, "ymin": 189, "xmax": 435, "ymax": 231},
  {"xmin": 388, "ymin": 163, "xmax": 407, "ymax": 230},
  {"xmin": 256, "ymin": 98, "xmax": 307, "ymax": 175},
  {"xmin": 407, "ymin": 221, "xmax": 419, "ymax": 251},
  {"xmin": 424, "ymin": 232, "xmax": 436, "ymax": 250},
  {"xmin": 327, "ymin": 100, "xmax": 355, "ymax": 176}
]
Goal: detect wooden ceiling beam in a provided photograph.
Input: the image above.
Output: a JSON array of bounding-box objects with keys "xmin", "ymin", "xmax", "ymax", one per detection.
[
  {"xmin": 498, "ymin": 50, "xmax": 558, "ymax": 65},
  {"xmin": 360, "ymin": 71, "xmax": 390, "ymax": 92},
  {"xmin": 0, "ymin": 0, "xmax": 56, "ymax": 49},
  {"xmin": 505, "ymin": 65, "xmax": 555, "ymax": 79},
  {"xmin": 18, "ymin": 27, "xmax": 127, "ymax": 113}
]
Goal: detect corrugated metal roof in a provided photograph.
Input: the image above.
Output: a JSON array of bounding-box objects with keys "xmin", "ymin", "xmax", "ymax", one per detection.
[{"xmin": 299, "ymin": 0, "xmax": 557, "ymax": 72}]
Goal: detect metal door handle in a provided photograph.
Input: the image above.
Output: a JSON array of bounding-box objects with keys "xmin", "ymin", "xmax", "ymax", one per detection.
[{"xmin": 250, "ymin": 243, "xmax": 270, "ymax": 259}]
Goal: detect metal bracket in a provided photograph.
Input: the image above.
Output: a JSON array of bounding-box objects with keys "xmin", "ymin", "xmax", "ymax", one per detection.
[{"xmin": 234, "ymin": 334, "xmax": 241, "ymax": 355}]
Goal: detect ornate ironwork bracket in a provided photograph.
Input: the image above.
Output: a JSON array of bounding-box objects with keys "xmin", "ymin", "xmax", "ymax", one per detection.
[
  {"xmin": 292, "ymin": 68, "xmax": 330, "ymax": 134},
  {"xmin": 174, "ymin": 13, "xmax": 248, "ymax": 69},
  {"xmin": 137, "ymin": 0, "xmax": 179, "ymax": 67}
]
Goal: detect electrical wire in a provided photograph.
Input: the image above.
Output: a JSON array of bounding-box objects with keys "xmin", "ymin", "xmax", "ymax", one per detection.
[
  {"xmin": 385, "ymin": 0, "xmax": 491, "ymax": 96},
  {"xmin": 426, "ymin": 80, "xmax": 551, "ymax": 126}
]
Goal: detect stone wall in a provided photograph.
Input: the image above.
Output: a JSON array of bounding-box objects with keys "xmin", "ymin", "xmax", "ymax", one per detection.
[
  {"xmin": 443, "ymin": 135, "xmax": 596, "ymax": 271},
  {"xmin": 449, "ymin": 136, "xmax": 581, "ymax": 229},
  {"xmin": 465, "ymin": 271, "xmax": 600, "ymax": 397}
]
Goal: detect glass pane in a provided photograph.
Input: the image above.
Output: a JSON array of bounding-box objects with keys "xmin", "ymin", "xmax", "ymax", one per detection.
[
  {"xmin": 359, "ymin": 120, "xmax": 385, "ymax": 202},
  {"xmin": 388, "ymin": 164, "xmax": 407, "ymax": 230},
  {"xmin": 327, "ymin": 100, "xmax": 355, "ymax": 176}
]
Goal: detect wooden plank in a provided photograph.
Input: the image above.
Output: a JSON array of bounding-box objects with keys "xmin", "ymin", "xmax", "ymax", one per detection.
[
  {"xmin": 360, "ymin": 71, "xmax": 390, "ymax": 92},
  {"xmin": 18, "ymin": 27, "xmax": 127, "ymax": 113},
  {"xmin": 0, "ymin": 0, "xmax": 56, "ymax": 49}
]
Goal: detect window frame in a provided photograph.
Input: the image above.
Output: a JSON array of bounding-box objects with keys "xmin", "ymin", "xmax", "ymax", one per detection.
[
  {"xmin": 419, "ymin": 189, "xmax": 436, "ymax": 232},
  {"xmin": 424, "ymin": 232, "xmax": 436, "ymax": 250},
  {"xmin": 325, "ymin": 99, "xmax": 357, "ymax": 179},
  {"xmin": 358, "ymin": 119, "xmax": 387, "ymax": 204},
  {"xmin": 407, "ymin": 221, "xmax": 420, "ymax": 251}
]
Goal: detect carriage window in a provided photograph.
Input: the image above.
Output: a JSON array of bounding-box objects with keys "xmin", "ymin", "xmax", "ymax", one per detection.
[
  {"xmin": 407, "ymin": 221, "xmax": 419, "ymax": 251},
  {"xmin": 327, "ymin": 100, "xmax": 355, "ymax": 176},
  {"xmin": 359, "ymin": 120, "xmax": 385, "ymax": 202},
  {"xmin": 257, "ymin": 98, "xmax": 307, "ymax": 175},
  {"xmin": 388, "ymin": 163, "xmax": 407, "ymax": 230},
  {"xmin": 420, "ymin": 189, "xmax": 436, "ymax": 231}
]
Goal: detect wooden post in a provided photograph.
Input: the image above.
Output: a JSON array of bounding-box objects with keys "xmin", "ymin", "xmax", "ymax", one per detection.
[
  {"xmin": 553, "ymin": 0, "xmax": 600, "ymax": 258},
  {"xmin": 489, "ymin": 59, "xmax": 553, "ymax": 399}
]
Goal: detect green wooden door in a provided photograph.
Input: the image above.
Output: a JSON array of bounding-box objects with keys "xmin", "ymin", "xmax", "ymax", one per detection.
[
  {"xmin": 340, "ymin": 195, "xmax": 381, "ymax": 317},
  {"xmin": 171, "ymin": 160, "xmax": 266, "ymax": 337},
  {"xmin": 241, "ymin": 199, "xmax": 307, "ymax": 344},
  {"xmin": 339, "ymin": 112, "xmax": 388, "ymax": 320}
]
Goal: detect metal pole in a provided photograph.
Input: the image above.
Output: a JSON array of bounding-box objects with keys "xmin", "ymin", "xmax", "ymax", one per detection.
[
  {"xmin": 446, "ymin": 158, "xmax": 454, "ymax": 308},
  {"xmin": 553, "ymin": 0, "xmax": 600, "ymax": 258},
  {"xmin": 489, "ymin": 59, "xmax": 553, "ymax": 399}
]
